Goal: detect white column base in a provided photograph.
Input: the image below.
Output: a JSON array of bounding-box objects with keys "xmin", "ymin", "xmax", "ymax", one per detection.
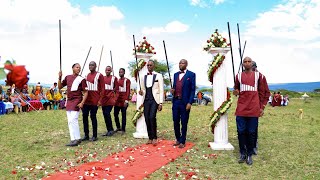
[
  {"xmin": 209, "ymin": 142, "xmax": 234, "ymax": 150},
  {"xmin": 133, "ymin": 132, "xmax": 149, "ymax": 139}
]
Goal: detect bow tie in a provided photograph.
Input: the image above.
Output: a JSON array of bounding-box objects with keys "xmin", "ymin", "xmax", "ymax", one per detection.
[
  {"xmin": 179, "ymin": 71, "xmax": 185, "ymax": 74},
  {"xmin": 147, "ymin": 72, "xmax": 153, "ymax": 75}
]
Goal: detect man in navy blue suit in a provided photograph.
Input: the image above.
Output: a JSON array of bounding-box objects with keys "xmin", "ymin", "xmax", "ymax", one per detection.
[{"xmin": 170, "ymin": 59, "xmax": 196, "ymax": 148}]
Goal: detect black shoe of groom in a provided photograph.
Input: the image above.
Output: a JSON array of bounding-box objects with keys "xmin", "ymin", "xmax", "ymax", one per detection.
[
  {"xmin": 102, "ymin": 131, "xmax": 114, "ymax": 137},
  {"xmin": 246, "ymin": 155, "xmax": 253, "ymax": 165},
  {"xmin": 90, "ymin": 137, "xmax": 98, "ymax": 142},
  {"xmin": 253, "ymin": 147, "xmax": 258, "ymax": 155},
  {"xmin": 238, "ymin": 154, "xmax": 247, "ymax": 163},
  {"xmin": 66, "ymin": 140, "xmax": 79, "ymax": 147},
  {"xmin": 173, "ymin": 141, "xmax": 180, "ymax": 146},
  {"xmin": 81, "ymin": 136, "xmax": 89, "ymax": 141}
]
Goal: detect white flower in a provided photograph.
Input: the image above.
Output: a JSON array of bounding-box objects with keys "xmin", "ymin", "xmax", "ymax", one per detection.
[
  {"xmin": 119, "ymin": 175, "xmax": 125, "ymax": 179},
  {"xmin": 146, "ymin": 49, "xmax": 148, "ymax": 53},
  {"xmin": 218, "ymin": 36, "xmax": 221, "ymax": 39},
  {"xmin": 143, "ymin": 44, "xmax": 146, "ymax": 47},
  {"xmin": 213, "ymin": 33, "xmax": 218, "ymax": 37},
  {"xmin": 142, "ymin": 47, "xmax": 145, "ymax": 50}
]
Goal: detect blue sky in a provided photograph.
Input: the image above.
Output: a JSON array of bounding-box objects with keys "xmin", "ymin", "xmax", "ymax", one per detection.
[{"xmin": 0, "ymin": 0, "xmax": 319, "ymax": 86}]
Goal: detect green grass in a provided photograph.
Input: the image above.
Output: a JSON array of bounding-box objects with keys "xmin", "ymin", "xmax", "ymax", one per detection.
[{"xmin": 0, "ymin": 97, "xmax": 320, "ymax": 179}]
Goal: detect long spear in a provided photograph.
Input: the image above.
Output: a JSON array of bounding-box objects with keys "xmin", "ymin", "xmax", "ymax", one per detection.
[
  {"xmin": 237, "ymin": 40, "xmax": 247, "ymax": 74},
  {"xmin": 162, "ymin": 40, "xmax": 172, "ymax": 88},
  {"xmin": 227, "ymin": 22, "xmax": 236, "ymax": 85},
  {"xmin": 59, "ymin": 20, "xmax": 62, "ymax": 71},
  {"xmin": 97, "ymin": 45, "xmax": 104, "ymax": 72},
  {"xmin": 80, "ymin": 46, "xmax": 92, "ymax": 76},
  {"xmin": 237, "ymin": 23, "xmax": 244, "ymax": 72},
  {"xmin": 132, "ymin": 35, "xmax": 142, "ymax": 88},
  {"xmin": 110, "ymin": 50, "xmax": 114, "ymax": 76}
]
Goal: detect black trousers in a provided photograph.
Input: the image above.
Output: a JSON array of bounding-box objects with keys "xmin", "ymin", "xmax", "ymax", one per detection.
[
  {"xmin": 144, "ymin": 99, "xmax": 159, "ymax": 140},
  {"xmin": 114, "ymin": 106, "xmax": 127, "ymax": 131},
  {"xmin": 102, "ymin": 106, "xmax": 114, "ymax": 132},
  {"xmin": 82, "ymin": 104, "xmax": 98, "ymax": 138}
]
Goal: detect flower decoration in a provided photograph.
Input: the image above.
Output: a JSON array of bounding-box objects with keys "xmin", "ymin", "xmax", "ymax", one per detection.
[
  {"xmin": 133, "ymin": 36, "xmax": 156, "ymax": 54},
  {"xmin": 131, "ymin": 59, "xmax": 146, "ymax": 80},
  {"xmin": 203, "ymin": 29, "xmax": 229, "ymax": 51},
  {"xmin": 207, "ymin": 54, "xmax": 225, "ymax": 83},
  {"xmin": 209, "ymin": 89, "xmax": 232, "ymax": 134},
  {"xmin": 131, "ymin": 106, "xmax": 144, "ymax": 127}
]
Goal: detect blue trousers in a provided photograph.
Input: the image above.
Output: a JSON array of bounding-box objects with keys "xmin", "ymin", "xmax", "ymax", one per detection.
[
  {"xmin": 172, "ymin": 99, "xmax": 190, "ymax": 144},
  {"xmin": 236, "ymin": 116, "xmax": 258, "ymax": 156},
  {"xmin": 0, "ymin": 101, "xmax": 6, "ymax": 115}
]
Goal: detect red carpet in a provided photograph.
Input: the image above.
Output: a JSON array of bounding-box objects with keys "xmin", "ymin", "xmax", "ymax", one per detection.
[{"xmin": 46, "ymin": 140, "xmax": 194, "ymax": 179}]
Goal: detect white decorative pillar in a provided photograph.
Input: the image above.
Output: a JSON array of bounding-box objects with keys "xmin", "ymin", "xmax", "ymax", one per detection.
[
  {"xmin": 208, "ymin": 48, "xmax": 234, "ymax": 150},
  {"xmin": 133, "ymin": 53, "xmax": 153, "ymax": 139}
]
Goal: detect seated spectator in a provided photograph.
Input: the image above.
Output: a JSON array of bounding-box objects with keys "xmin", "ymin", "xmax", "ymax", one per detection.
[
  {"xmin": 0, "ymin": 95, "xmax": 6, "ymax": 115},
  {"xmin": 282, "ymin": 94, "xmax": 289, "ymax": 106},
  {"xmin": 53, "ymin": 90, "xmax": 63, "ymax": 110},
  {"xmin": 10, "ymin": 90, "xmax": 22, "ymax": 113},
  {"xmin": 39, "ymin": 92, "xmax": 51, "ymax": 110}
]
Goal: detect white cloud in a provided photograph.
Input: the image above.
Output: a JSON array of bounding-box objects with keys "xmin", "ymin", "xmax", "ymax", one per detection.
[
  {"xmin": 189, "ymin": 0, "xmax": 227, "ymax": 7},
  {"xmin": 213, "ymin": 0, "xmax": 227, "ymax": 5},
  {"xmin": 0, "ymin": 0, "xmax": 133, "ymax": 85},
  {"xmin": 142, "ymin": 21, "xmax": 189, "ymax": 35},
  {"xmin": 242, "ymin": 0, "xmax": 320, "ymax": 83}
]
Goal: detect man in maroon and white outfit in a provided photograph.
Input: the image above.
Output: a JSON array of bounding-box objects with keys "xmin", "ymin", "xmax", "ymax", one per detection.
[
  {"xmin": 101, "ymin": 66, "xmax": 119, "ymax": 136},
  {"xmin": 82, "ymin": 61, "xmax": 104, "ymax": 142},
  {"xmin": 114, "ymin": 68, "xmax": 131, "ymax": 134},
  {"xmin": 233, "ymin": 57, "xmax": 270, "ymax": 165},
  {"xmin": 58, "ymin": 63, "xmax": 88, "ymax": 147}
]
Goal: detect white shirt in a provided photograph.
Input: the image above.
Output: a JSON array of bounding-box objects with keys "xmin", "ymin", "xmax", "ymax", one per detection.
[
  {"xmin": 179, "ymin": 69, "xmax": 186, "ymax": 80},
  {"xmin": 146, "ymin": 72, "xmax": 154, "ymax": 88}
]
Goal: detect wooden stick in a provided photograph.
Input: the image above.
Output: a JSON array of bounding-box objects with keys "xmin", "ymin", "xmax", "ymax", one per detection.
[
  {"xmin": 132, "ymin": 35, "xmax": 142, "ymax": 87},
  {"xmin": 163, "ymin": 40, "xmax": 173, "ymax": 88},
  {"xmin": 80, "ymin": 46, "xmax": 92, "ymax": 76},
  {"xmin": 110, "ymin": 50, "xmax": 114, "ymax": 76},
  {"xmin": 59, "ymin": 20, "xmax": 62, "ymax": 71},
  {"xmin": 227, "ymin": 22, "xmax": 236, "ymax": 85},
  {"xmin": 97, "ymin": 45, "xmax": 104, "ymax": 72}
]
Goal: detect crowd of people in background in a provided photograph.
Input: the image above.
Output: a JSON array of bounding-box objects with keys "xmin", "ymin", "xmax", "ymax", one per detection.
[
  {"xmin": 0, "ymin": 82, "xmax": 66, "ymax": 115},
  {"xmin": 269, "ymin": 92, "xmax": 289, "ymax": 107}
]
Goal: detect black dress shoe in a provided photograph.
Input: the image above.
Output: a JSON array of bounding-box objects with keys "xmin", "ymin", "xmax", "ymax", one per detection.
[
  {"xmin": 90, "ymin": 137, "xmax": 98, "ymax": 141},
  {"xmin": 81, "ymin": 136, "xmax": 89, "ymax": 141},
  {"xmin": 246, "ymin": 155, "xmax": 253, "ymax": 165},
  {"xmin": 253, "ymin": 148, "xmax": 258, "ymax": 155},
  {"xmin": 238, "ymin": 154, "xmax": 247, "ymax": 163},
  {"xmin": 178, "ymin": 143, "xmax": 185, "ymax": 148},
  {"xmin": 102, "ymin": 131, "xmax": 114, "ymax": 137},
  {"xmin": 173, "ymin": 141, "xmax": 180, "ymax": 146},
  {"xmin": 66, "ymin": 140, "xmax": 79, "ymax": 147}
]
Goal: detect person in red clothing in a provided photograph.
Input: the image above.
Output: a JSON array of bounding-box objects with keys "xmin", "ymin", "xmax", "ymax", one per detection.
[
  {"xmin": 58, "ymin": 63, "xmax": 88, "ymax": 147},
  {"xmin": 233, "ymin": 57, "xmax": 270, "ymax": 165},
  {"xmin": 82, "ymin": 61, "xmax": 105, "ymax": 142},
  {"xmin": 114, "ymin": 68, "xmax": 131, "ymax": 134},
  {"xmin": 101, "ymin": 66, "xmax": 119, "ymax": 136}
]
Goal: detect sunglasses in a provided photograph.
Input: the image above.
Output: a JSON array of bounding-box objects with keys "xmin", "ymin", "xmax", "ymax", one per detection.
[{"xmin": 147, "ymin": 65, "xmax": 153, "ymax": 66}]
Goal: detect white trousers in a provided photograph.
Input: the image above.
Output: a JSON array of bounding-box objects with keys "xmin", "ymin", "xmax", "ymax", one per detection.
[{"xmin": 66, "ymin": 111, "xmax": 81, "ymax": 141}]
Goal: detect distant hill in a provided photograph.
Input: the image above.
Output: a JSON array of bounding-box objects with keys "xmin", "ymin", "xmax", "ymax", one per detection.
[
  {"xmin": 267, "ymin": 82, "xmax": 320, "ymax": 92},
  {"xmin": 198, "ymin": 82, "xmax": 320, "ymax": 92},
  {"xmin": 1, "ymin": 79, "xmax": 319, "ymax": 92}
]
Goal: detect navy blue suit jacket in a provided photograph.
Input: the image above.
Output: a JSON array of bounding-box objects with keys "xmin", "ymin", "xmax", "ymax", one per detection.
[{"xmin": 173, "ymin": 70, "xmax": 196, "ymax": 104}]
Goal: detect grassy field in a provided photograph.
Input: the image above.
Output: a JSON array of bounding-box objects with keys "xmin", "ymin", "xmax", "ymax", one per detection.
[{"xmin": 0, "ymin": 97, "xmax": 320, "ymax": 179}]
